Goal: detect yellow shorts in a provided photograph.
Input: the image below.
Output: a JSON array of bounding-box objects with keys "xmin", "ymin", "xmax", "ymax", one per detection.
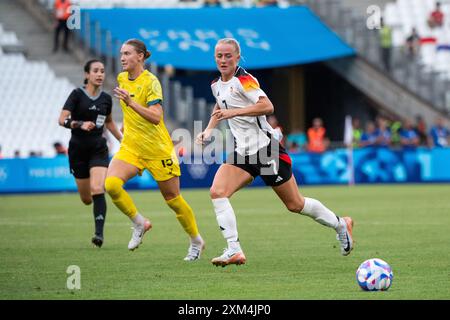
[{"xmin": 113, "ymin": 147, "xmax": 181, "ymax": 182}]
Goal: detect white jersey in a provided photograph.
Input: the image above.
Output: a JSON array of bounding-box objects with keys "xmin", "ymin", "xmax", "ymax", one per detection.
[{"xmin": 211, "ymin": 66, "xmax": 279, "ymax": 156}]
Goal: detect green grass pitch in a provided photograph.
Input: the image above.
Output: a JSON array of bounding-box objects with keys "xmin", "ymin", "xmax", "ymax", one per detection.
[{"xmin": 1, "ymin": 184, "xmax": 450, "ymax": 299}]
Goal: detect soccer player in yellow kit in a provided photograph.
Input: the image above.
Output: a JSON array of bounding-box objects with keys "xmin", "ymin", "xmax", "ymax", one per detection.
[{"xmin": 105, "ymin": 39, "xmax": 205, "ymax": 261}]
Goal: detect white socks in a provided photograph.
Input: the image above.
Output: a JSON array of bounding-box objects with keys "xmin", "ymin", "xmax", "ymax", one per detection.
[
  {"xmin": 132, "ymin": 213, "xmax": 145, "ymax": 226},
  {"xmin": 191, "ymin": 234, "xmax": 204, "ymax": 245},
  {"xmin": 211, "ymin": 197, "xmax": 339, "ymax": 250},
  {"xmin": 212, "ymin": 198, "xmax": 239, "ymax": 247},
  {"xmin": 300, "ymin": 197, "xmax": 340, "ymax": 230}
]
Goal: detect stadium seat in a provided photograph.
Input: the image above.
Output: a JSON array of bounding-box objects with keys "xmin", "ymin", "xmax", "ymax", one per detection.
[
  {"xmin": 384, "ymin": 0, "xmax": 450, "ymax": 78},
  {"xmin": 0, "ymin": 52, "xmax": 74, "ymax": 158}
]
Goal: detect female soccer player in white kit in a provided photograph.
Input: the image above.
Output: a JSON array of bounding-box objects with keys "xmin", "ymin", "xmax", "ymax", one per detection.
[{"xmin": 196, "ymin": 38, "xmax": 354, "ymax": 267}]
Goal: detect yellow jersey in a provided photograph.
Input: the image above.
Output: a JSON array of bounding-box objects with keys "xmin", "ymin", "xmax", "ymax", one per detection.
[{"xmin": 117, "ymin": 70, "xmax": 174, "ymax": 160}]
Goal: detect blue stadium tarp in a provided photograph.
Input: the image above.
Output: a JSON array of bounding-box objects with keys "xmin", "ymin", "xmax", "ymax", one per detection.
[
  {"xmin": 83, "ymin": 6, "xmax": 355, "ymax": 70},
  {"xmin": 2, "ymin": 147, "xmax": 450, "ymax": 193}
]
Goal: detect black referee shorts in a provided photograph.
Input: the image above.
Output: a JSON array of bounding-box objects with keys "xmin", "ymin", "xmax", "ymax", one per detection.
[
  {"xmin": 226, "ymin": 140, "xmax": 293, "ymax": 187},
  {"xmin": 68, "ymin": 136, "xmax": 109, "ymax": 179}
]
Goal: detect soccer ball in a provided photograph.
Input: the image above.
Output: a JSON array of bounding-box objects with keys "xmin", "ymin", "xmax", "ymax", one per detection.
[{"xmin": 356, "ymin": 258, "xmax": 393, "ymax": 291}]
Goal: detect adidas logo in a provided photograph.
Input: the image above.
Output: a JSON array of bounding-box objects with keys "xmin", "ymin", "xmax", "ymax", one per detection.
[
  {"xmin": 275, "ymin": 176, "xmax": 283, "ymax": 183},
  {"xmin": 89, "ymin": 105, "xmax": 97, "ymax": 111},
  {"xmin": 95, "ymin": 215, "xmax": 104, "ymax": 221}
]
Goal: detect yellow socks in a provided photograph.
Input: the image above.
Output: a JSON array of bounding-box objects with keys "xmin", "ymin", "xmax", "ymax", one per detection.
[
  {"xmin": 166, "ymin": 195, "xmax": 199, "ymax": 238},
  {"xmin": 104, "ymin": 176, "xmax": 138, "ymax": 219},
  {"xmin": 105, "ymin": 178, "xmax": 199, "ymax": 238}
]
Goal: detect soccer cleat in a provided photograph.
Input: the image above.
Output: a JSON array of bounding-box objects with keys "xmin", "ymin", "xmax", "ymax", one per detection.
[
  {"xmin": 91, "ymin": 234, "xmax": 103, "ymax": 248},
  {"xmin": 336, "ymin": 216, "xmax": 354, "ymax": 256},
  {"xmin": 211, "ymin": 247, "xmax": 246, "ymax": 267},
  {"xmin": 183, "ymin": 239, "xmax": 206, "ymax": 261},
  {"xmin": 128, "ymin": 219, "xmax": 152, "ymax": 251}
]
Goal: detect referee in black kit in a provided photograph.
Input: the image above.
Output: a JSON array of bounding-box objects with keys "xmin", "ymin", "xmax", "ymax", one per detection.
[{"xmin": 58, "ymin": 60, "xmax": 122, "ymax": 247}]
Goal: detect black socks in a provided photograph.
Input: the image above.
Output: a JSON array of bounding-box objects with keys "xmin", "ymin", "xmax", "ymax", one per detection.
[{"xmin": 92, "ymin": 194, "xmax": 106, "ymax": 238}]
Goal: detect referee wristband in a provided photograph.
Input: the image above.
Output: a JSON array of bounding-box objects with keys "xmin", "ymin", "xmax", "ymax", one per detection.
[{"xmin": 63, "ymin": 118, "xmax": 73, "ymax": 129}]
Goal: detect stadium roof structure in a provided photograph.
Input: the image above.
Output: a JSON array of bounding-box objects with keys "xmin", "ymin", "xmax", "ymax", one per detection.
[{"xmin": 84, "ymin": 6, "xmax": 355, "ymax": 70}]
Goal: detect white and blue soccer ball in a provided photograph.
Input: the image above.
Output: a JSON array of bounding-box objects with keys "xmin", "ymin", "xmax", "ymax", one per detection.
[{"xmin": 356, "ymin": 258, "xmax": 393, "ymax": 291}]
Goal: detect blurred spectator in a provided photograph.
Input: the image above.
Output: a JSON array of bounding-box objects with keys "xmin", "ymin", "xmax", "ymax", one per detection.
[
  {"xmin": 375, "ymin": 116, "xmax": 392, "ymax": 147},
  {"xmin": 415, "ymin": 115, "xmax": 428, "ymax": 146},
  {"xmin": 14, "ymin": 150, "xmax": 20, "ymax": 158},
  {"xmin": 352, "ymin": 117, "xmax": 362, "ymax": 148},
  {"xmin": 286, "ymin": 129, "xmax": 307, "ymax": 152},
  {"xmin": 53, "ymin": 142, "xmax": 68, "ymax": 155},
  {"xmin": 288, "ymin": 142, "xmax": 301, "ymax": 154},
  {"xmin": 389, "ymin": 118, "xmax": 402, "ymax": 146},
  {"xmin": 428, "ymin": 2, "xmax": 444, "ymax": 28},
  {"xmin": 204, "ymin": 0, "xmax": 220, "ymax": 6},
  {"xmin": 225, "ymin": 0, "xmax": 256, "ymax": 7},
  {"xmin": 307, "ymin": 118, "xmax": 328, "ymax": 153},
  {"xmin": 0, "ymin": 145, "xmax": 3, "ymax": 159},
  {"xmin": 379, "ymin": 17, "xmax": 393, "ymax": 72},
  {"xmin": 256, "ymin": 0, "xmax": 278, "ymax": 7},
  {"xmin": 429, "ymin": 117, "xmax": 449, "ymax": 147},
  {"xmin": 359, "ymin": 121, "xmax": 377, "ymax": 147},
  {"xmin": 53, "ymin": 0, "xmax": 71, "ymax": 53},
  {"xmin": 174, "ymin": 140, "xmax": 187, "ymax": 157},
  {"xmin": 405, "ymin": 27, "xmax": 421, "ymax": 58},
  {"xmin": 29, "ymin": 151, "xmax": 39, "ymax": 157},
  {"xmin": 267, "ymin": 115, "xmax": 285, "ymax": 145},
  {"xmin": 400, "ymin": 119, "xmax": 420, "ymax": 150},
  {"xmin": 178, "ymin": 146, "xmax": 187, "ymax": 157}
]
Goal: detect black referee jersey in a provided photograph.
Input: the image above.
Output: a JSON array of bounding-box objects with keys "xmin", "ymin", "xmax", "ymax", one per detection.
[{"xmin": 63, "ymin": 87, "xmax": 112, "ymax": 138}]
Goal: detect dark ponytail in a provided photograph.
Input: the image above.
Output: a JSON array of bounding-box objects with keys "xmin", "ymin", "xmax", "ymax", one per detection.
[
  {"xmin": 125, "ymin": 39, "xmax": 151, "ymax": 62},
  {"xmin": 83, "ymin": 59, "xmax": 103, "ymax": 85}
]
